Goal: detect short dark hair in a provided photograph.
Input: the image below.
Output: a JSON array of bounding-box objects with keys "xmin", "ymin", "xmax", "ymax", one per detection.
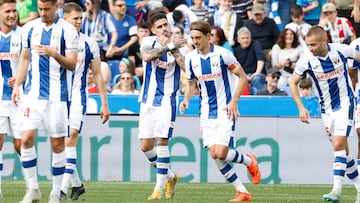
[
  {"xmin": 172, "ymin": 10, "xmax": 183, "ymax": 23},
  {"xmin": 138, "ymin": 22, "xmax": 150, "ymax": 30},
  {"xmin": 190, "ymin": 20, "xmax": 211, "ymax": 35},
  {"xmin": 150, "ymin": 12, "xmax": 167, "ymax": 26},
  {"xmin": 299, "ymin": 78, "xmax": 313, "ymax": 89},
  {"xmin": 39, "ymin": 0, "xmax": 57, "ymax": 5},
  {"xmin": 290, "ymin": 5, "xmax": 303, "ymax": 17},
  {"xmin": 63, "ymin": 2, "xmax": 83, "ymax": 14},
  {"xmin": 0, "ymin": 0, "xmax": 16, "ymax": 6}
]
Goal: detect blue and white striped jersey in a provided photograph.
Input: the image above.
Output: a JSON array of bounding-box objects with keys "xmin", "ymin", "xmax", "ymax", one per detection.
[
  {"xmin": 185, "ymin": 44, "xmax": 239, "ymax": 119},
  {"xmin": 71, "ymin": 32, "xmax": 100, "ymax": 106},
  {"xmin": 295, "ymin": 43, "xmax": 356, "ymax": 114},
  {"xmin": 22, "ymin": 17, "xmax": 79, "ymax": 102},
  {"xmin": 138, "ymin": 36, "xmax": 181, "ymax": 107},
  {"xmin": 0, "ymin": 25, "xmax": 22, "ymax": 101}
]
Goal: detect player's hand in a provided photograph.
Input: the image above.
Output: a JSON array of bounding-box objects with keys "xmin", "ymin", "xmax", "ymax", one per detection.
[
  {"xmin": 157, "ymin": 35, "xmax": 171, "ymax": 46},
  {"xmin": 352, "ymin": 7, "xmax": 360, "ymax": 23},
  {"xmin": 299, "ymin": 107, "xmax": 310, "ymax": 124},
  {"xmin": 11, "ymin": 87, "xmax": 20, "ymax": 106},
  {"xmin": 173, "ymin": 38, "xmax": 187, "ymax": 49},
  {"xmin": 8, "ymin": 77, "xmax": 15, "ymax": 88},
  {"xmin": 36, "ymin": 45, "xmax": 56, "ymax": 57},
  {"xmin": 224, "ymin": 101, "xmax": 240, "ymax": 120},
  {"xmin": 100, "ymin": 105, "xmax": 110, "ymax": 124},
  {"xmin": 179, "ymin": 101, "xmax": 189, "ymax": 115}
]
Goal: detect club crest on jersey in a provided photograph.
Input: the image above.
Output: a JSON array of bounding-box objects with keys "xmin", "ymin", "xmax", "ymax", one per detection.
[
  {"xmin": 52, "ymin": 33, "xmax": 60, "ymax": 40},
  {"xmin": 331, "ymin": 56, "xmax": 341, "ymax": 65},
  {"xmin": 78, "ymin": 47, "xmax": 84, "ymax": 53},
  {"xmin": 11, "ymin": 41, "xmax": 20, "ymax": 48},
  {"xmin": 211, "ymin": 61, "xmax": 219, "ymax": 69}
]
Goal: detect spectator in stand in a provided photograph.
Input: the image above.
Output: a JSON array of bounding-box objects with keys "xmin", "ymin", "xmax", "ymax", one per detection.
[
  {"xmin": 210, "ymin": 26, "xmax": 233, "ymax": 52},
  {"xmin": 271, "ymin": 28, "xmax": 303, "ymax": 88},
  {"xmin": 166, "ymin": 4, "xmax": 198, "ymax": 40},
  {"xmin": 208, "ymin": 0, "xmax": 243, "ymax": 47},
  {"xmin": 234, "ymin": 27, "xmax": 266, "ymax": 94},
  {"xmin": 190, "ymin": 0, "xmax": 212, "ymax": 21},
  {"xmin": 162, "ymin": 0, "xmax": 186, "ymax": 12},
  {"xmin": 107, "ymin": 0, "xmax": 138, "ymax": 60},
  {"xmin": 299, "ymin": 78, "xmax": 314, "ymax": 97},
  {"xmin": 319, "ymin": 2, "xmax": 356, "ymax": 44},
  {"xmin": 244, "ymin": 3, "xmax": 279, "ymax": 69},
  {"xmin": 285, "ymin": 4, "xmax": 312, "ymax": 48},
  {"xmin": 17, "ymin": 0, "xmax": 38, "ymax": 26},
  {"xmin": 82, "ymin": 0, "xmax": 117, "ymax": 61},
  {"xmin": 255, "ymin": 68, "xmax": 288, "ymax": 95},
  {"xmin": 128, "ymin": 21, "xmax": 151, "ymax": 84},
  {"xmin": 296, "ymin": 0, "xmax": 326, "ymax": 25},
  {"xmin": 111, "ymin": 71, "xmax": 139, "ymax": 94},
  {"xmin": 231, "ymin": 0, "xmax": 253, "ymax": 21},
  {"xmin": 329, "ymin": 0, "xmax": 360, "ymax": 38},
  {"xmin": 88, "ymin": 69, "xmax": 99, "ymax": 94},
  {"xmin": 122, "ymin": 0, "xmax": 147, "ymax": 24}
]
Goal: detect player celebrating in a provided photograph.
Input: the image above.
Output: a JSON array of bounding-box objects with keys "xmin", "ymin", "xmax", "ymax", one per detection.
[
  {"xmin": 11, "ymin": 0, "xmax": 79, "ymax": 201},
  {"xmin": 290, "ymin": 25, "xmax": 360, "ymax": 203},
  {"xmin": 0, "ymin": 0, "xmax": 22, "ymax": 199},
  {"xmin": 60, "ymin": 2, "xmax": 110, "ymax": 201},
  {"xmin": 138, "ymin": 12, "xmax": 187, "ymax": 200},
  {"xmin": 180, "ymin": 20, "xmax": 261, "ymax": 202}
]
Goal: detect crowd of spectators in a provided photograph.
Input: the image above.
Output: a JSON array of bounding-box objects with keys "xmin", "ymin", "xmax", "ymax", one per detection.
[{"xmin": 18, "ymin": 0, "xmax": 360, "ymax": 97}]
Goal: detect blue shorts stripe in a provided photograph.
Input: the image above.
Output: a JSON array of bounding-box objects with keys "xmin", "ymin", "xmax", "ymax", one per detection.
[
  {"xmin": 67, "ymin": 158, "xmax": 76, "ymax": 164},
  {"xmin": 157, "ymin": 157, "xmax": 170, "ymax": 163},
  {"xmin": 22, "ymin": 159, "xmax": 37, "ymax": 169},
  {"xmin": 0, "ymin": 164, "xmax": 2, "ymax": 171},
  {"xmin": 53, "ymin": 166, "xmax": 65, "ymax": 176},
  {"xmin": 334, "ymin": 169, "xmax": 345, "ymax": 176}
]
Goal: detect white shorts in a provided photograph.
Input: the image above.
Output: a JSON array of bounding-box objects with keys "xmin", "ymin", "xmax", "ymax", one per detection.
[
  {"xmin": 69, "ymin": 101, "xmax": 86, "ymax": 132},
  {"xmin": 355, "ymin": 101, "xmax": 360, "ymax": 129},
  {"xmin": 322, "ymin": 105, "xmax": 354, "ymax": 139},
  {"xmin": 21, "ymin": 99, "xmax": 68, "ymax": 138},
  {"xmin": 0, "ymin": 101, "xmax": 22, "ymax": 139},
  {"xmin": 200, "ymin": 117, "xmax": 235, "ymax": 148},
  {"xmin": 138, "ymin": 102, "xmax": 176, "ymax": 139}
]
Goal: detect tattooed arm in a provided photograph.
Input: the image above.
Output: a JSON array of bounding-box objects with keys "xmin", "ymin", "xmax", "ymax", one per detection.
[
  {"xmin": 171, "ymin": 49, "xmax": 185, "ymax": 71},
  {"xmin": 140, "ymin": 44, "xmax": 171, "ymax": 62}
]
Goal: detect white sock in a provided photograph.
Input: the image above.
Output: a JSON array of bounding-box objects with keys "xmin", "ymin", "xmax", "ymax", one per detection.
[
  {"xmin": 154, "ymin": 146, "xmax": 169, "ymax": 191},
  {"xmin": 0, "ymin": 150, "xmax": 2, "ymax": 194},
  {"xmin": 61, "ymin": 147, "xmax": 77, "ymax": 194},
  {"xmin": 71, "ymin": 168, "xmax": 82, "ymax": 188},
  {"xmin": 214, "ymin": 159, "xmax": 248, "ymax": 193},
  {"xmin": 225, "ymin": 150, "xmax": 252, "ymax": 166},
  {"xmin": 51, "ymin": 151, "xmax": 66, "ymax": 197},
  {"xmin": 21, "ymin": 147, "xmax": 39, "ymax": 190},
  {"xmin": 332, "ymin": 150, "xmax": 346, "ymax": 195},
  {"xmin": 144, "ymin": 148, "xmax": 157, "ymax": 166}
]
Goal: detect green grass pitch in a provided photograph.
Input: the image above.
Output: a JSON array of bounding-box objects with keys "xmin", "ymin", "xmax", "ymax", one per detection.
[{"xmin": 1, "ymin": 180, "xmax": 358, "ymax": 203}]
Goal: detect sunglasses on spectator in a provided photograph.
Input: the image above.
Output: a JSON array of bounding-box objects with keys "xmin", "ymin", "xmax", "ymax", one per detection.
[{"xmin": 115, "ymin": 3, "xmax": 126, "ymax": 7}]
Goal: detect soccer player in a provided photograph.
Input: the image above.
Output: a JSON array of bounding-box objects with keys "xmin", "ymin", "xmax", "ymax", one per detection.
[
  {"xmin": 0, "ymin": 0, "xmax": 22, "ymax": 199},
  {"xmin": 11, "ymin": 0, "xmax": 79, "ymax": 202},
  {"xmin": 290, "ymin": 25, "xmax": 360, "ymax": 203},
  {"xmin": 138, "ymin": 12, "xmax": 187, "ymax": 200},
  {"xmin": 60, "ymin": 2, "xmax": 110, "ymax": 201},
  {"xmin": 179, "ymin": 20, "xmax": 261, "ymax": 202}
]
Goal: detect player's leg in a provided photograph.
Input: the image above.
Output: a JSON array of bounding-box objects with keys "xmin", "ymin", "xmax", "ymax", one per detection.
[
  {"xmin": 61, "ymin": 103, "xmax": 85, "ymax": 200},
  {"xmin": 19, "ymin": 102, "xmax": 42, "ymax": 203},
  {"xmin": 46, "ymin": 101, "xmax": 67, "ymax": 202},
  {"xmin": 0, "ymin": 133, "xmax": 4, "ymax": 199}
]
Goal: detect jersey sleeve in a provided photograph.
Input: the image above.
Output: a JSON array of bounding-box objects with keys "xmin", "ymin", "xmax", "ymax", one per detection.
[
  {"xmin": 64, "ymin": 23, "xmax": 79, "ymax": 52},
  {"xmin": 88, "ymin": 37, "xmax": 100, "ymax": 60}
]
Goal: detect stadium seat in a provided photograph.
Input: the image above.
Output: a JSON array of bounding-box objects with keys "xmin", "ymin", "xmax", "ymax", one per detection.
[{"xmin": 112, "ymin": 73, "xmax": 142, "ymax": 90}]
